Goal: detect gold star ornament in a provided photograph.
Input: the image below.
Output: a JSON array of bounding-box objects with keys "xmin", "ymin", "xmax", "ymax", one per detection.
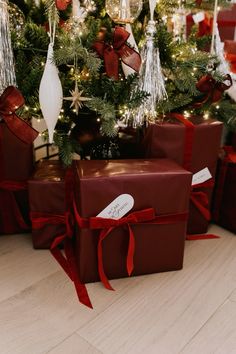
[{"xmin": 64, "ymin": 82, "xmax": 92, "ymax": 115}]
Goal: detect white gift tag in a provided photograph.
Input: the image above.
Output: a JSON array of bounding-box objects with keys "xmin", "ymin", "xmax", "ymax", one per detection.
[
  {"xmin": 97, "ymin": 194, "xmax": 134, "ymax": 220},
  {"xmin": 192, "ymin": 167, "xmax": 212, "ymax": 186},
  {"xmin": 192, "ymin": 12, "xmax": 205, "ymax": 24}
]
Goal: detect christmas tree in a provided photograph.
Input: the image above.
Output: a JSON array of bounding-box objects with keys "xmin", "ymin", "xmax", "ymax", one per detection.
[{"xmin": 7, "ymin": 0, "xmax": 236, "ymax": 164}]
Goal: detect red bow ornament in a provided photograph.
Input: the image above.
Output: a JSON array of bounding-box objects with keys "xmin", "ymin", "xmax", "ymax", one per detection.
[
  {"xmin": 0, "ymin": 86, "xmax": 38, "ymax": 144},
  {"xmin": 194, "ymin": 74, "xmax": 232, "ymax": 107},
  {"xmin": 93, "ymin": 26, "xmax": 141, "ymax": 80}
]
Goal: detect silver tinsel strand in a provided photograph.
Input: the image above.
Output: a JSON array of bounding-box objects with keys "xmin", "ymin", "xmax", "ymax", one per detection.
[
  {"xmin": 131, "ymin": 20, "xmax": 167, "ymax": 127},
  {"xmin": 0, "ymin": 0, "xmax": 16, "ymax": 95}
]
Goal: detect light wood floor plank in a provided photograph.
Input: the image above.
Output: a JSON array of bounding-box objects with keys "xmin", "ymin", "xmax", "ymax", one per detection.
[
  {"xmin": 181, "ymin": 300, "xmax": 236, "ymax": 354},
  {"xmin": 229, "ymin": 289, "xmax": 236, "ymax": 302},
  {"xmin": 77, "ymin": 225, "xmax": 236, "ymax": 354},
  {"xmin": 47, "ymin": 333, "xmax": 102, "ymax": 354},
  {"xmin": 0, "ymin": 269, "xmax": 140, "ymax": 354},
  {"xmin": 0, "ymin": 234, "xmax": 59, "ymax": 303}
]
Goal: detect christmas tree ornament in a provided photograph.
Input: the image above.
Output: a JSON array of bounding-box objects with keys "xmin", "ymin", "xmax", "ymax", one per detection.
[
  {"xmin": 210, "ymin": 0, "xmax": 236, "ymax": 102},
  {"xmin": 129, "ymin": 0, "xmax": 167, "ymax": 126},
  {"xmin": 39, "ymin": 9, "xmax": 63, "ymax": 144},
  {"xmin": 105, "ymin": 0, "xmax": 143, "ymax": 24},
  {"xmin": 93, "ymin": 26, "xmax": 141, "ymax": 80},
  {"xmin": 64, "ymin": 81, "xmax": 91, "ymax": 115},
  {"xmin": 172, "ymin": 5, "xmax": 187, "ymax": 41},
  {"xmin": 0, "ymin": 0, "xmax": 16, "ymax": 95},
  {"xmin": 105, "ymin": 0, "xmax": 143, "ymax": 78}
]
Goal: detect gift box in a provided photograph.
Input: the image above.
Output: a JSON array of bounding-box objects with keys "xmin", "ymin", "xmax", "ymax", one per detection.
[
  {"xmin": 28, "ymin": 160, "xmax": 67, "ymax": 249},
  {"xmin": 218, "ymin": 5, "xmax": 236, "ymax": 41},
  {"xmin": 72, "ymin": 159, "xmax": 192, "ymax": 288},
  {"xmin": 224, "ymin": 40, "xmax": 236, "ymax": 73},
  {"xmin": 143, "ymin": 115, "xmax": 223, "ymax": 234},
  {"xmin": 212, "ymin": 147, "xmax": 236, "ymax": 234},
  {"xmin": 0, "ymin": 87, "xmax": 38, "ymax": 234}
]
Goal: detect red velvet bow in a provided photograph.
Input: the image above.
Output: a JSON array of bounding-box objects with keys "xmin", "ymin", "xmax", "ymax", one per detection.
[
  {"xmin": 31, "ymin": 210, "xmax": 93, "ymax": 309},
  {"xmin": 0, "ymin": 86, "xmax": 38, "ymax": 144},
  {"xmin": 74, "ymin": 202, "xmax": 187, "ymax": 294},
  {"xmin": 190, "ymin": 179, "xmax": 215, "ymax": 221},
  {"xmin": 93, "ymin": 26, "xmax": 141, "ymax": 80},
  {"xmin": 194, "ymin": 74, "xmax": 232, "ymax": 107},
  {"xmin": 0, "ymin": 180, "xmax": 29, "ymax": 233}
]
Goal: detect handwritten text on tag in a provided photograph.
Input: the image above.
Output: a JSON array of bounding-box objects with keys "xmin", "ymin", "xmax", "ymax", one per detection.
[
  {"xmin": 192, "ymin": 167, "xmax": 212, "ymax": 186},
  {"xmin": 97, "ymin": 194, "xmax": 134, "ymax": 220}
]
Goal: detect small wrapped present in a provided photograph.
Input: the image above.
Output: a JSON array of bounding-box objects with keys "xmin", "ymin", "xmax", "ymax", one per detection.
[
  {"xmin": 212, "ymin": 146, "xmax": 236, "ymax": 234},
  {"xmin": 224, "ymin": 40, "xmax": 236, "ymax": 74},
  {"xmin": 143, "ymin": 114, "xmax": 223, "ymax": 234},
  {"xmin": 218, "ymin": 5, "xmax": 236, "ymax": 41},
  {"xmin": 50, "ymin": 159, "xmax": 192, "ymax": 308},
  {"xmin": 0, "ymin": 86, "xmax": 38, "ymax": 234},
  {"xmin": 28, "ymin": 160, "xmax": 67, "ymax": 249}
]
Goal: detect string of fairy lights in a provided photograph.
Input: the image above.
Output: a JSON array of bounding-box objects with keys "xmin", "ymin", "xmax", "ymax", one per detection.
[{"xmin": 7, "ymin": 0, "xmax": 228, "ymax": 139}]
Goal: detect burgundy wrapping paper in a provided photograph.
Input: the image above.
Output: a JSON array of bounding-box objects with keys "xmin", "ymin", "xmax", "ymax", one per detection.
[
  {"xmin": 143, "ymin": 116, "xmax": 223, "ymax": 234},
  {"xmin": 0, "ymin": 122, "xmax": 34, "ymax": 234},
  {"xmin": 28, "ymin": 160, "xmax": 66, "ymax": 248},
  {"xmin": 74, "ymin": 158, "xmax": 192, "ymax": 284},
  {"xmin": 218, "ymin": 5, "xmax": 236, "ymax": 41},
  {"xmin": 212, "ymin": 152, "xmax": 236, "ymax": 234}
]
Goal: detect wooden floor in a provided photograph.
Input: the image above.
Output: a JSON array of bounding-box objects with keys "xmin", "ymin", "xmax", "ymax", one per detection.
[{"xmin": 0, "ymin": 225, "xmax": 236, "ymax": 354}]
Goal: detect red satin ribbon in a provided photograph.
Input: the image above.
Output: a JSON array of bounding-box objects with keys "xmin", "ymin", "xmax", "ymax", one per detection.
[
  {"xmin": 191, "ymin": 179, "xmax": 214, "ymax": 221},
  {"xmin": 167, "ymin": 113, "xmax": 195, "ymax": 171},
  {"xmin": 186, "ymin": 234, "xmax": 220, "ymax": 240},
  {"xmin": 31, "ymin": 210, "xmax": 93, "ymax": 309},
  {"xmin": 194, "ymin": 74, "xmax": 232, "ymax": 107},
  {"xmin": 93, "ymin": 26, "xmax": 141, "ymax": 80},
  {"xmin": 0, "ymin": 86, "xmax": 38, "ymax": 144},
  {"xmin": 74, "ymin": 201, "xmax": 188, "ymax": 292},
  {"xmin": 0, "ymin": 180, "xmax": 29, "ymax": 232}
]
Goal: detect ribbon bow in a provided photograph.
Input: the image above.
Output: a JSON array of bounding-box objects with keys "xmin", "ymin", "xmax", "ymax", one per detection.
[
  {"xmin": 194, "ymin": 74, "xmax": 232, "ymax": 107},
  {"xmin": 0, "ymin": 86, "xmax": 38, "ymax": 144},
  {"xmin": 93, "ymin": 26, "xmax": 141, "ymax": 80},
  {"xmin": 190, "ymin": 179, "xmax": 215, "ymax": 221},
  {"xmin": 74, "ymin": 205, "xmax": 156, "ymax": 291}
]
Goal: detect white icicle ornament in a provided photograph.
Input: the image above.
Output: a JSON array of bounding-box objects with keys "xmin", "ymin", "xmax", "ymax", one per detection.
[{"xmin": 39, "ymin": 43, "xmax": 63, "ymax": 143}]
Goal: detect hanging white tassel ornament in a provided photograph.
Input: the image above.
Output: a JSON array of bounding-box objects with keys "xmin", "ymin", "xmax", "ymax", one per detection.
[
  {"xmin": 39, "ymin": 43, "xmax": 63, "ymax": 143},
  {"xmin": 130, "ymin": 0, "xmax": 167, "ymax": 126}
]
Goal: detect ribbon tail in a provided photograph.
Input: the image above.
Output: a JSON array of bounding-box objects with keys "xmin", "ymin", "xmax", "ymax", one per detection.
[
  {"xmin": 187, "ymin": 234, "xmax": 220, "ymax": 240},
  {"xmin": 126, "ymin": 224, "xmax": 135, "ymax": 276},
  {"xmin": 190, "ymin": 194, "xmax": 211, "ymax": 221},
  {"xmin": 51, "ymin": 235, "xmax": 73, "ymax": 281},
  {"xmin": 98, "ymin": 228, "xmax": 114, "ymax": 291},
  {"xmin": 64, "ymin": 238, "xmax": 93, "ymax": 309}
]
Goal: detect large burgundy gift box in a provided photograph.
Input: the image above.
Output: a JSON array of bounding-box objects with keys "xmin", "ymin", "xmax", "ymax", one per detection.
[
  {"xmin": 0, "ymin": 87, "xmax": 37, "ymax": 234},
  {"xmin": 28, "ymin": 160, "xmax": 67, "ymax": 249},
  {"xmin": 212, "ymin": 147, "xmax": 236, "ymax": 234},
  {"xmin": 143, "ymin": 115, "xmax": 223, "ymax": 234},
  {"xmin": 73, "ymin": 159, "xmax": 192, "ymax": 288}
]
